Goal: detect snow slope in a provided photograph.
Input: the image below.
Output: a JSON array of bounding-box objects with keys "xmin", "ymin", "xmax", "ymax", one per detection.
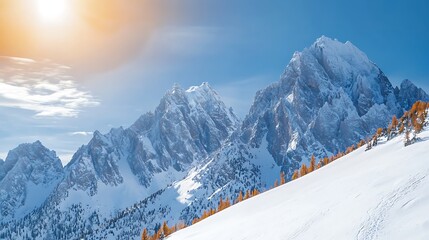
[{"xmin": 169, "ymin": 129, "xmax": 429, "ymax": 240}]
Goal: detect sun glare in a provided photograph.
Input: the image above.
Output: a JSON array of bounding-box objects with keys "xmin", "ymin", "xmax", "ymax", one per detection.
[{"xmin": 36, "ymin": 0, "xmax": 69, "ymax": 23}]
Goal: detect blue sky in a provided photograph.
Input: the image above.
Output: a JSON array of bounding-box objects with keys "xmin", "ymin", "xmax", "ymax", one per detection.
[{"xmin": 0, "ymin": 0, "xmax": 428, "ymax": 163}]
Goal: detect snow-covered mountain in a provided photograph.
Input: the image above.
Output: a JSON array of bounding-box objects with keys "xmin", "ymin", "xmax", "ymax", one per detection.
[
  {"xmin": 53, "ymin": 82, "xmax": 238, "ymax": 210},
  {"xmin": 0, "ymin": 36, "xmax": 428, "ymax": 240},
  {"xmin": 0, "ymin": 82, "xmax": 240, "ymax": 239},
  {"xmin": 0, "ymin": 141, "xmax": 63, "ymax": 221},
  {"xmin": 395, "ymin": 79, "xmax": 429, "ymax": 110},
  {"xmin": 239, "ymin": 36, "xmax": 428, "ymax": 178},
  {"xmin": 150, "ymin": 36, "xmax": 429, "ymax": 229},
  {"xmin": 168, "ymin": 123, "xmax": 429, "ymax": 240},
  {"xmin": 74, "ymin": 37, "xmax": 429, "ymax": 239}
]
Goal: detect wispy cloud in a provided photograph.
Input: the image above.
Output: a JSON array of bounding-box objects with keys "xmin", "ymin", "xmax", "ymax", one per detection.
[
  {"xmin": 0, "ymin": 57, "xmax": 99, "ymax": 117},
  {"xmin": 69, "ymin": 131, "xmax": 93, "ymax": 136}
]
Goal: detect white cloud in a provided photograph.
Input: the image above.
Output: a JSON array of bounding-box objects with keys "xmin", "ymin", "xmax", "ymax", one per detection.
[
  {"xmin": 69, "ymin": 131, "xmax": 93, "ymax": 136},
  {"xmin": 0, "ymin": 57, "xmax": 99, "ymax": 117}
]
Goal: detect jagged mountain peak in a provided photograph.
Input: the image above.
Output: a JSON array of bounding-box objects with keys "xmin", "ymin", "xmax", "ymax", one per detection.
[
  {"xmin": 160, "ymin": 82, "xmax": 224, "ymax": 107},
  {"xmin": 395, "ymin": 79, "xmax": 429, "ymax": 110},
  {"xmin": 242, "ymin": 36, "xmax": 427, "ymax": 177},
  {"xmin": 50, "ymin": 82, "xmax": 240, "ymax": 220},
  {"xmin": 0, "ymin": 141, "xmax": 62, "ymax": 181},
  {"xmin": 2, "ymin": 141, "xmax": 63, "ymax": 183},
  {"xmin": 399, "ymin": 78, "xmax": 427, "ymax": 93},
  {"xmin": 0, "ymin": 141, "xmax": 63, "ymax": 220}
]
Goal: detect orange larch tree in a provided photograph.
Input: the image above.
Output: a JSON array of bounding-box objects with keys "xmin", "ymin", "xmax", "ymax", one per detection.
[
  {"xmin": 235, "ymin": 191, "xmax": 243, "ymax": 204},
  {"xmin": 142, "ymin": 228, "xmax": 149, "ymax": 240},
  {"xmin": 308, "ymin": 155, "xmax": 316, "ymax": 173},
  {"xmin": 280, "ymin": 171, "xmax": 286, "ymax": 185},
  {"xmin": 291, "ymin": 170, "xmax": 299, "ymax": 180},
  {"xmin": 299, "ymin": 163, "xmax": 308, "ymax": 177}
]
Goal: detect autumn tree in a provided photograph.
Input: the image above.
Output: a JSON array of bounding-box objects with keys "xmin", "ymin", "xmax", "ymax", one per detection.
[
  {"xmin": 217, "ymin": 197, "xmax": 224, "ymax": 212},
  {"xmin": 162, "ymin": 221, "xmax": 171, "ymax": 237},
  {"xmin": 291, "ymin": 170, "xmax": 299, "ymax": 180},
  {"xmin": 235, "ymin": 191, "xmax": 243, "ymax": 204},
  {"xmin": 273, "ymin": 179, "xmax": 279, "ymax": 188},
  {"xmin": 345, "ymin": 145, "xmax": 355, "ymax": 154},
  {"xmin": 376, "ymin": 128, "xmax": 383, "ymax": 137},
  {"xmin": 299, "ymin": 163, "xmax": 308, "ymax": 177},
  {"xmin": 244, "ymin": 190, "xmax": 251, "ymax": 200},
  {"xmin": 308, "ymin": 155, "xmax": 316, "ymax": 173},
  {"xmin": 150, "ymin": 229, "xmax": 161, "ymax": 240},
  {"xmin": 391, "ymin": 115, "xmax": 399, "ymax": 129},
  {"xmin": 252, "ymin": 189, "xmax": 259, "ymax": 197},
  {"xmin": 410, "ymin": 101, "xmax": 425, "ymax": 133},
  {"xmin": 387, "ymin": 124, "xmax": 392, "ymax": 139},
  {"xmin": 142, "ymin": 228, "xmax": 149, "ymax": 240},
  {"xmin": 280, "ymin": 171, "xmax": 286, "ymax": 185},
  {"xmin": 323, "ymin": 157, "xmax": 329, "ymax": 166}
]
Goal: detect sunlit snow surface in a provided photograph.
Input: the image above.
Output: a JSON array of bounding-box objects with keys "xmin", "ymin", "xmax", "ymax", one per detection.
[{"xmin": 169, "ymin": 129, "xmax": 429, "ymax": 240}]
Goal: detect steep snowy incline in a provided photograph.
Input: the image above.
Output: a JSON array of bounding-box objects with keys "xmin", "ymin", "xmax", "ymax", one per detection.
[{"xmin": 169, "ymin": 129, "xmax": 429, "ymax": 240}]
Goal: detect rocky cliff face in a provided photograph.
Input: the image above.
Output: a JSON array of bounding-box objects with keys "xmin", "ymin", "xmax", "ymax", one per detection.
[
  {"xmin": 239, "ymin": 36, "xmax": 420, "ymax": 176},
  {"xmin": 395, "ymin": 79, "xmax": 429, "ymax": 111},
  {"xmin": 0, "ymin": 141, "xmax": 63, "ymax": 221},
  {"xmin": 56, "ymin": 83, "xmax": 239, "ymax": 203}
]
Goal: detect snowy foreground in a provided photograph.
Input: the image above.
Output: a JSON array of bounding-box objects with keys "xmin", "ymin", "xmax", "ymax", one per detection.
[{"xmin": 168, "ymin": 130, "xmax": 429, "ymax": 240}]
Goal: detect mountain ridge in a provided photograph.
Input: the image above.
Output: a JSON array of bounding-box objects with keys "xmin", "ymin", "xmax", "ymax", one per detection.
[{"xmin": 0, "ymin": 36, "xmax": 428, "ymax": 239}]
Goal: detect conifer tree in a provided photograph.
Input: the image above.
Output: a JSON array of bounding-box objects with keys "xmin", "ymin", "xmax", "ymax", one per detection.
[
  {"xmin": 217, "ymin": 197, "xmax": 224, "ymax": 212},
  {"xmin": 376, "ymin": 128, "xmax": 383, "ymax": 137},
  {"xmin": 142, "ymin": 228, "xmax": 149, "ymax": 240},
  {"xmin": 391, "ymin": 115, "xmax": 398, "ymax": 129},
  {"xmin": 308, "ymin": 155, "xmax": 316, "ymax": 172},
  {"xmin": 280, "ymin": 171, "xmax": 286, "ymax": 185},
  {"xmin": 235, "ymin": 191, "xmax": 243, "ymax": 204},
  {"xmin": 323, "ymin": 157, "xmax": 329, "ymax": 166},
  {"xmin": 357, "ymin": 139, "xmax": 366, "ymax": 148},
  {"xmin": 299, "ymin": 164, "xmax": 308, "ymax": 177},
  {"xmin": 225, "ymin": 197, "xmax": 231, "ymax": 208},
  {"xmin": 244, "ymin": 190, "xmax": 251, "ymax": 200},
  {"xmin": 255, "ymin": 189, "xmax": 261, "ymax": 196},
  {"xmin": 162, "ymin": 221, "xmax": 170, "ymax": 237},
  {"xmin": 273, "ymin": 179, "xmax": 279, "ymax": 188},
  {"xmin": 291, "ymin": 170, "xmax": 299, "ymax": 180}
]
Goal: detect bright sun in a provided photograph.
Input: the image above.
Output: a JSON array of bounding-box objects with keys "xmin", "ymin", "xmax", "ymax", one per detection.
[{"xmin": 36, "ymin": 0, "xmax": 69, "ymax": 23}]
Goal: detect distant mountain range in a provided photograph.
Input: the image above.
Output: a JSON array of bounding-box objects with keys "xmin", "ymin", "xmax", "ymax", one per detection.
[{"xmin": 0, "ymin": 36, "xmax": 428, "ymax": 239}]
